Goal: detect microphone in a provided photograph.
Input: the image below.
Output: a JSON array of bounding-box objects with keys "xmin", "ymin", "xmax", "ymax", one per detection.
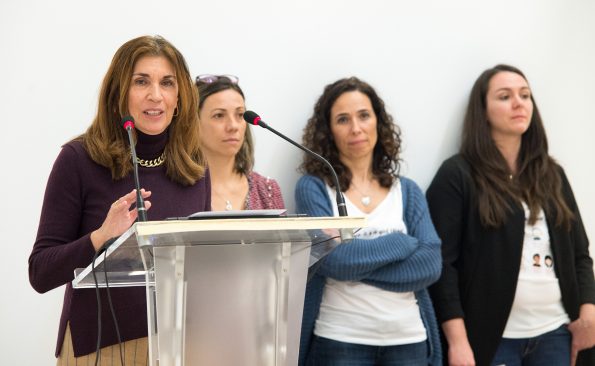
[
  {"xmin": 121, "ymin": 116, "xmax": 148, "ymax": 222},
  {"xmin": 243, "ymin": 110, "xmax": 348, "ymax": 217}
]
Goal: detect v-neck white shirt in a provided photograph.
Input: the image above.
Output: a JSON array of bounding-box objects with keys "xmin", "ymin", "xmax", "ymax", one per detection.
[{"xmin": 314, "ymin": 179, "xmax": 427, "ymax": 345}]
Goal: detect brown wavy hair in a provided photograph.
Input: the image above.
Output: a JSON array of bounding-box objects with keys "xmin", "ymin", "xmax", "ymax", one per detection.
[
  {"xmin": 77, "ymin": 35, "xmax": 205, "ymax": 185},
  {"xmin": 196, "ymin": 76, "xmax": 254, "ymax": 175},
  {"xmin": 461, "ymin": 64, "xmax": 573, "ymax": 228},
  {"xmin": 300, "ymin": 77, "xmax": 401, "ymax": 191}
]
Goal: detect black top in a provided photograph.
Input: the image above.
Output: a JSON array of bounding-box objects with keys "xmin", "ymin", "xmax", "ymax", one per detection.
[
  {"xmin": 29, "ymin": 130, "xmax": 211, "ymax": 357},
  {"xmin": 426, "ymin": 154, "xmax": 595, "ymax": 366}
]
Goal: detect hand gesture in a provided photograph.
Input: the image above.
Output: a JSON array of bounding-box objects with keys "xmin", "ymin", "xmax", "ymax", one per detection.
[{"xmin": 90, "ymin": 189, "xmax": 152, "ymax": 250}]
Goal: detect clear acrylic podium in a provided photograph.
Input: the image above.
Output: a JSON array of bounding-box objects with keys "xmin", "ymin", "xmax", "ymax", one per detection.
[{"xmin": 72, "ymin": 216, "xmax": 364, "ymax": 366}]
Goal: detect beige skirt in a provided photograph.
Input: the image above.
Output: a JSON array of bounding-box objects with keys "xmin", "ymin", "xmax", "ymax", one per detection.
[{"xmin": 57, "ymin": 323, "xmax": 148, "ymax": 366}]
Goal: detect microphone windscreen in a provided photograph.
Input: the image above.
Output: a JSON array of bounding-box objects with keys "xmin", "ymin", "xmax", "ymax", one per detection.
[
  {"xmin": 121, "ymin": 116, "xmax": 135, "ymax": 130},
  {"xmin": 243, "ymin": 110, "xmax": 260, "ymax": 125}
]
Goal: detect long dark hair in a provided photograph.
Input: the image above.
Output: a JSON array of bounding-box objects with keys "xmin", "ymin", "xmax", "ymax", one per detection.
[
  {"xmin": 461, "ymin": 64, "xmax": 573, "ymax": 228},
  {"xmin": 300, "ymin": 77, "xmax": 401, "ymax": 191},
  {"xmin": 196, "ymin": 76, "xmax": 254, "ymax": 175}
]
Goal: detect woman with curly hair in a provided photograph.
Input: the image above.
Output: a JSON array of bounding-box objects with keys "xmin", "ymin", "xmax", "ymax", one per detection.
[{"xmin": 296, "ymin": 77, "xmax": 442, "ymax": 365}]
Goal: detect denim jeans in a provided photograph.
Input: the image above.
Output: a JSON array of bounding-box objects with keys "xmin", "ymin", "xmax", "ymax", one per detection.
[
  {"xmin": 491, "ymin": 325, "xmax": 571, "ymax": 366},
  {"xmin": 306, "ymin": 335, "xmax": 428, "ymax": 366}
]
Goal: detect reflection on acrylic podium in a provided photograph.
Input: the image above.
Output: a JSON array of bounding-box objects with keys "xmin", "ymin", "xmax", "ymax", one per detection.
[{"xmin": 73, "ymin": 216, "xmax": 364, "ymax": 366}]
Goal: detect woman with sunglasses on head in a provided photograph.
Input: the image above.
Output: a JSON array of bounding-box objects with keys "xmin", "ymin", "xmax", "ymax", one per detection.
[
  {"xmin": 28, "ymin": 36, "xmax": 210, "ymax": 365},
  {"xmin": 196, "ymin": 75, "xmax": 284, "ymax": 211},
  {"xmin": 426, "ymin": 64, "xmax": 595, "ymax": 366},
  {"xmin": 296, "ymin": 77, "xmax": 442, "ymax": 366}
]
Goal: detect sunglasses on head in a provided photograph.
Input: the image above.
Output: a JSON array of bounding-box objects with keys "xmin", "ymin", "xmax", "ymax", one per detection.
[{"xmin": 195, "ymin": 74, "xmax": 239, "ymax": 85}]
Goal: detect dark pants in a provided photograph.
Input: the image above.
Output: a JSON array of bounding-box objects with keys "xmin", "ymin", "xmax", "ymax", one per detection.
[
  {"xmin": 491, "ymin": 325, "xmax": 571, "ymax": 366},
  {"xmin": 306, "ymin": 335, "xmax": 428, "ymax": 366}
]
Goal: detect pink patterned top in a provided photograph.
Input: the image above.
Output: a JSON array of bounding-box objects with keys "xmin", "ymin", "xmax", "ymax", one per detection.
[{"xmin": 247, "ymin": 171, "xmax": 285, "ymax": 210}]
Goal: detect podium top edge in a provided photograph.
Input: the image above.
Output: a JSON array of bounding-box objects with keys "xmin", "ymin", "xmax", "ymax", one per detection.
[{"xmin": 134, "ymin": 216, "xmax": 366, "ymax": 237}]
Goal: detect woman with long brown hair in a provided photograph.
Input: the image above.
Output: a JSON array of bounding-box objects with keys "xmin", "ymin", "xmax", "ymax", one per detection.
[
  {"xmin": 427, "ymin": 64, "xmax": 595, "ymax": 366},
  {"xmin": 28, "ymin": 35, "xmax": 210, "ymax": 365}
]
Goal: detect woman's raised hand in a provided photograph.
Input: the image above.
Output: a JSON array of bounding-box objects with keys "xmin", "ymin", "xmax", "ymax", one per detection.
[{"xmin": 90, "ymin": 189, "xmax": 152, "ymax": 250}]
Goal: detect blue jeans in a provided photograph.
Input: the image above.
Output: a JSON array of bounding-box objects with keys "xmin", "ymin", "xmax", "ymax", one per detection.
[
  {"xmin": 491, "ymin": 325, "xmax": 571, "ymax": 366},
  {"xmin": 306, "ymin": 335, "xmax": 428, "ymax": 366}
]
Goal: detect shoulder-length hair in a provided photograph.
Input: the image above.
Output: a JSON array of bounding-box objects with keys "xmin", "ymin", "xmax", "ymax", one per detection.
[
  {"xmin": 461, "ymin": 64, "xmax": 573, "ymax": 228},
  {"xmin": 300, "ymin": 76, "xmax": 401, "ymax": 191},
  {"xmin": 79, "ymin": 35, "xmax": 205, "ymax": 185},
  {"xmin": 196, "ymin": 76, "xmax": 254, "ymax": 175}
]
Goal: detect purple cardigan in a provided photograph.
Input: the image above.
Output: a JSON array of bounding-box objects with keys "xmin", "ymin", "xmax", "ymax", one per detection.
[
  {"xmin": 28, "ymin": 131, "xmax": 210, "ymax": 357},
  {"xmin": 247, "ymin": 171, "xmax": 285, "ymax": 210}
]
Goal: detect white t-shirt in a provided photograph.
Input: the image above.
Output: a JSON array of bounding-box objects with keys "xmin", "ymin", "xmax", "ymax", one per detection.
[
  {"xmin": 502, "ymin": 203, "xmax": 570, "ymax": 338},
  {"xmin": 313, "ymin": 179, "xmax": 427, "ymax": 345}
]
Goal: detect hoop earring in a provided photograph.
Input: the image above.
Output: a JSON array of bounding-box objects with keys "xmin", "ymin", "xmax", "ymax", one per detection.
[{"xmin": 173, "ymin": 107, "xmax": 179, "ymax": 117}]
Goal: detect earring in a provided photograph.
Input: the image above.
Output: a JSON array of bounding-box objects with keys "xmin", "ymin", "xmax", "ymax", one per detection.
[{"xmin": 173, "ymin": 106, "xmax": 179, "ymax": 117}]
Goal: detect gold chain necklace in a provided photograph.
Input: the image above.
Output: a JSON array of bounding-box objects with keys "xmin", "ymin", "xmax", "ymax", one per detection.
[{"xmin": 136, "ymin": 152, "xmax": 166, "ymax": 168}]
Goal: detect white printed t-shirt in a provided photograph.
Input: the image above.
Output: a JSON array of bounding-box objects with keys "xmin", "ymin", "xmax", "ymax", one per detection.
[
  {"xmin": 313, "ymin": 179, "xmax": 427, "ymax": 346},
  {"xmin": 502, "ymin": 203, "xmax": 570, "ymax": 338}
]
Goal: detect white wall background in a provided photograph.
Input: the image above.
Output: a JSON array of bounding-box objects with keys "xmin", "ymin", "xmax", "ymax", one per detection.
[{"xmin": 1, "ymin": 0, "xmax": 593, "ymax": 364}]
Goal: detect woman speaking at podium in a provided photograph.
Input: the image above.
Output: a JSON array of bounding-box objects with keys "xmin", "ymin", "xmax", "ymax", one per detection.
[
  {"xmin": 196, "ymin": 74, "xmax": 285, "ymax": 211},
  {"xmin": 295, "ymin": 77, "xmax": 442, "ymax": 365},
  {"xmin": 28, "ymin": 35, "xmax": 210, "ymax": 365}
]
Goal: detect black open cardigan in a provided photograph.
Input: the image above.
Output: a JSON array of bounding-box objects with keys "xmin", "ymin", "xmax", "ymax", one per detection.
[{"xmin": 426, "ymin": 154, "xmax": 595, "ymax": 366}]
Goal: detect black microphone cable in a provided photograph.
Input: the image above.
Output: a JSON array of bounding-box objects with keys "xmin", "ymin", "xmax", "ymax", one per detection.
[
  {"xmin": 90, "ymin": 116, "xmax": 148, "ymax": 365},
  {"xmin": 91, "ymin": 237, "xmax": 126, "ymax": 366},
  {"xmin": 103, "ymin": 249, "xmax": 125, "ymax": 366},
  {"xmin": 91, "ymin": 238, "xmax": 114, "ymax": 366},
  {"xmin": 91, "ymin": 250, "xmax": 103, "ymax": 366},
  {"xmin": 92, "ymin": 115, "xmax": 149, "ymax": 365}
]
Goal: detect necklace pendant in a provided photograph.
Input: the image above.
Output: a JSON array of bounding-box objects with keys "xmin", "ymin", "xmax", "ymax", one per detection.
[
  {"xmin": 361, "ymin": 196, "xmax": 371, "ymax": 206},
  {"xmin": 225, "ymin": 200, "xmax": 233, "ymax": 211}
]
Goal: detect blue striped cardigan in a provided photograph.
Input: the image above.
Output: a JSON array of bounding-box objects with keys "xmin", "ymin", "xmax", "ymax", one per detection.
[{"xmin": 295, "ymin": 174, "xmax": 442, "ymax": 366}]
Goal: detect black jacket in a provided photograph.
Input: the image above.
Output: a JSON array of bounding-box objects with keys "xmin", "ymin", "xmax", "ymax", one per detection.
[{"xmin": 426, "ymin": 155, "xmax": 595, "ymax": 366}]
